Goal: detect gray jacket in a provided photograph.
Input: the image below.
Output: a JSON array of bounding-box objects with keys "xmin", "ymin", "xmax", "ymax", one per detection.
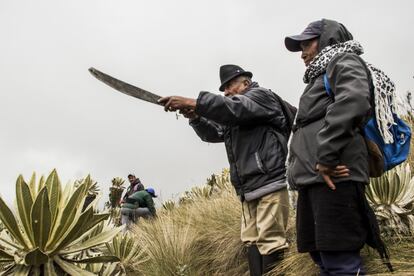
[
  {"xmin": 288, "ymin": 19, "xmax": 371, "ymax": 188},
  {"xmin": 190, "ymin": 82, "xmax": 288, "ymax": 200}
]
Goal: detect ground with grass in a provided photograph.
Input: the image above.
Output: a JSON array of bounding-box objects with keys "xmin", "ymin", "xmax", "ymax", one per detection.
[{"xmin": 126, "ymin": 170, "xmax": 414, "ymax": 275}]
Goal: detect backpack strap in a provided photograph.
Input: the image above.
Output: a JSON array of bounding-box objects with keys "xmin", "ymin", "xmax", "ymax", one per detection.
[
  {"xmin": 273, "ymin": 93, "xmax": 297, "ymax": 133},
  {"xmin": 323, "ymin": 73, "xmax": 333, "ymax": 98},
  {"xmin": 323, "ymin": 56, "xmax": 375, "ymax": 108},
  {"xmin": 323, "ymin": 69, "xmax": 371, "ymax": 132}
]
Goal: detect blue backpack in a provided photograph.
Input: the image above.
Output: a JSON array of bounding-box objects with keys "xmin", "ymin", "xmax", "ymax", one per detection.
[{"xmin": 323, "ymin": 73, "xmax": 411, "ymax": 177}]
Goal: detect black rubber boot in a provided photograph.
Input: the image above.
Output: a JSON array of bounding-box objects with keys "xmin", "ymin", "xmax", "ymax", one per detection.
[
  {"xmin": 247, "ymin": 245, "xmax": 263, "ymax": 276},
  {"xmin": 262, "ymin": 249, "xmax": 285, "ymax": 274}
]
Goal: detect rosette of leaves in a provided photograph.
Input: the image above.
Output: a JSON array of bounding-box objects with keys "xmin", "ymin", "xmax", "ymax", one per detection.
[
  {"xmin": 179, "ymin": 169, "xmax": 232, "ymax": 205},
  {"xmin": 109, "ymin": 178, "xmax": 125, "ymax": 208},
  {"xmin": 105, "ymin": 232, "xmax": 145, "ymax": 274},
  {"xmin": 74, "ymin": 222, "xmax": 125, "ymax": 275},
  {"xmin": 366, "ymin": 164, "xmax": 414, "ymax": 237},
  {"xmin": 75, "ymin": 177, "xmax": 100, "ymax": 197},
  {"xmin": 0, "ymin": 170, "xmax": 122, "ymax": 275},
  {"xmin": 75, "ymin": 177, "xmax": 100, "ymax": 211},
  {"xmin": 208, "ymin": 168, "xmax": 232, "ymax": 194}
]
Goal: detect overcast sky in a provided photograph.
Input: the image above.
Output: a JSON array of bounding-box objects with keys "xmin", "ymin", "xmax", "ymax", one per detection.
[{"xmin": 1, "ymin": 0, "xmax": 413, "ymax": 206}]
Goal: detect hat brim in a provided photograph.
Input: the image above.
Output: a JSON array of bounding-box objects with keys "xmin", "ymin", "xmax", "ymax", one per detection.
[
  {"xmin": 219, "ymin": 71, "xmax": 253, "ymax": 92},
  {"xmin": 285, "ymin": 34, "xmax": 320, "ymax": 52}
]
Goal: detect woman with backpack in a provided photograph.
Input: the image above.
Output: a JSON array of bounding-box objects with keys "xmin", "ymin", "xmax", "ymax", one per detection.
[{"xmin": 285, "ymin": 19, "xmax": 392, "ymax": 275}]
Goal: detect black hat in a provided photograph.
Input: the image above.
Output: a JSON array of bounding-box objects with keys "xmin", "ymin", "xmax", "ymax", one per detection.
[
  {"xmin": 285, "ymin": 20, "xmax": 323, "ymax": 52},
  {"xmin": 219, "ymin": 64, "xmax": 253, "ymax": 92}
]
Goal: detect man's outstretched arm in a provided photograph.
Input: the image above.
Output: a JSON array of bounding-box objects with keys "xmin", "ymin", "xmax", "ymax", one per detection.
[{"xmin": 158, "ymin": 96, "xmax": 224, "ymax": 143}]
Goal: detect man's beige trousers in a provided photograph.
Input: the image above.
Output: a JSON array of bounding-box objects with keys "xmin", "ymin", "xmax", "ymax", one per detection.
[{"xmin": 241, "ymin": 188, "xmax": 289, "ymax": 255}]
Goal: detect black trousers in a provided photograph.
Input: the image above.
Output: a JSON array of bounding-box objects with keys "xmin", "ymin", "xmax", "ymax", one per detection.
[
  {"xmin": 296, "ymin": 181, "xmax": 369, "ymax": 252},
  {"xmin": 310, "ymin": 250, "xmax": 365, "ymax": 276}
]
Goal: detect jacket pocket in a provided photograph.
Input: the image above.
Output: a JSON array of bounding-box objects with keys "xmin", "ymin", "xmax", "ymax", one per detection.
[
  {"xmin": 289, "ymin": 121, "xmax": 323, "ymax": 185},
  {"xmin": 237, "ymin": 151, "xmax": 268, "ymax": 179},
  {"xmin": 255, "ymin": 152, "xmax": 267, "ymax": 174},
  {"xmin": 260, "ymin": 130, "xmax": 285, "ymax": 173}
]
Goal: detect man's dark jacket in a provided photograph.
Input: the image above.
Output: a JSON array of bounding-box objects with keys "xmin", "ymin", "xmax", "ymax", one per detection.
[
  {"xmin": 190, "ymin": 83, "xmax": 288, "ymax": 200},
  {"xmin": 288, "ymin": 19, "xmax": 371, "ymax": 188}
]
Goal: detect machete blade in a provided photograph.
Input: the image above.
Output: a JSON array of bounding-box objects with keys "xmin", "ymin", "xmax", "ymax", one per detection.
[{"xmin": 88, "ymin": 67, "xmax": 162, "ymax": 105}]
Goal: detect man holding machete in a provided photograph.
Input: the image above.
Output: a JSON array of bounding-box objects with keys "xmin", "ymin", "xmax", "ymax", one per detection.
[{"xmin": 158, "ymin": 64, "xmax": 290, "ymax": 275}]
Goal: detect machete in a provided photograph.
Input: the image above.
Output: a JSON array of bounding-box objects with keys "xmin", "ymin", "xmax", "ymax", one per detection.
[{"xmin": 88, "ymin": 67, "xmax": 162, "ymax": 105}]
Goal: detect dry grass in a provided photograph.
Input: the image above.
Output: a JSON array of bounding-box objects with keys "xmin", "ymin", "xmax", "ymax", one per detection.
[
  {"xmin": 361, "ymin": 237, "xmax": 414, "ymax": 275},
  {"xmin": 129, "ymin": 185, "xmax": 248, "ymax": 275},
  {"xmin": 125, "ymin": 168, "xmax": 414, "ymax": 275}
]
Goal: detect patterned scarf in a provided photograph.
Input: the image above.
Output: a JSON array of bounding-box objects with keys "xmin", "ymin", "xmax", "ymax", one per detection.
[{"xmin": 303, "ymin": 40, "xmax": 398, "ymax": 143}]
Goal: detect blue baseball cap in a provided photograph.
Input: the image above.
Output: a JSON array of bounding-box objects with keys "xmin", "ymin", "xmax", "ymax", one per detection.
[{"xmin": 146, "ymin": 187, "xmax": 157, "ymax": 197}]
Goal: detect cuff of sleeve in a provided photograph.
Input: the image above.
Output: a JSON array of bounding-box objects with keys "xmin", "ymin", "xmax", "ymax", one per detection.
[
  {"xmin": 189, "ymin": 117, "xmax": 201, "ymax": 125},
  {"xmin": 194, "ymin": 91, "xmax": 209, "ymax": 116}
]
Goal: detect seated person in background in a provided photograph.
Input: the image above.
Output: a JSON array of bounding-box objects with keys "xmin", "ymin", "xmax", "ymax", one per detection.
[{"xmin": 121, "ymin": 187, "xmax": 157, "ymax": 230}]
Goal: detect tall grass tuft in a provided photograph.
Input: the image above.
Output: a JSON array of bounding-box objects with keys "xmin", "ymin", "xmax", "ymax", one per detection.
[{"xmin": 129, "ymin": 170, "xmax": 249, "ymax": 275}]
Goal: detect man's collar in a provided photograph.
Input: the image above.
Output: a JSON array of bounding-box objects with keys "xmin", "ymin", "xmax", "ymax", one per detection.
[{"xmin": 241, "ymin": 82, "xmax": 259, "ymax": 94}]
